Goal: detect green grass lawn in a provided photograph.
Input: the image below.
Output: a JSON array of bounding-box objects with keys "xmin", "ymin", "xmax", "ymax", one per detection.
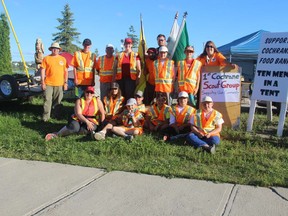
[{"xmin": 0, "ymin": 97, "xmax": 287, "ymax": 188}]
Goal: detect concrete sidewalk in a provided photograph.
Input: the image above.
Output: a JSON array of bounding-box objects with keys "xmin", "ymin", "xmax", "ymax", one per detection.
[{"xmin": 0, "ymin": 158, "xmax": 287, "ymax": 216}]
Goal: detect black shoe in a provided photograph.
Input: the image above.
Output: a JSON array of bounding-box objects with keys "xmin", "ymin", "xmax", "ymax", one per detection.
[
  {"xmin": 125, "ymin": 135, "xmax": 134, "ymax": 142},
  {"xmin": 202, "ymin": 145, "xmax": 216, "ymax": 154}
]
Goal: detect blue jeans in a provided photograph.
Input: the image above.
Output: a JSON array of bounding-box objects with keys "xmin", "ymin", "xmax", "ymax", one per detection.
[{"xmin": 186, "ymin": 133, "xmax": 220, "ymax": 148}]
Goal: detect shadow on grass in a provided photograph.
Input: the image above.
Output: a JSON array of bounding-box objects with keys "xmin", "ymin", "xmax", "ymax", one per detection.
[
  {"xmin": 0, "ymin": 100, "xmax": 43, "ymax": 116},
  {"xmin": 21, "ymin": 120, "xmax": 65, "ymax": 136}
]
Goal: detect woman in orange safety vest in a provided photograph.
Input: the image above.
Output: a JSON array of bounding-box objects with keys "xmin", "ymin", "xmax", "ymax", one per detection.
[
  {"xmin": 177, "ymin": 45, "xmax": 202, "ymax": 107},
  {"xmin": 102, "ymin": 82, "xmax": 125, "ymax": 121},
  {"xmin": 114, "ymin": 38, "xmax": 141, "ymax": 101},
  {"xmin": 45, "ymin": 86, "xmax": 105, "ymax": 141}
]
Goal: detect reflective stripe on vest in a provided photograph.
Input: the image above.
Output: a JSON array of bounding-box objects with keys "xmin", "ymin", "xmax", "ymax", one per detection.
[
  {"xmin": 116, "ymin": 52, "xmax": 138, "ymax": 80},
  {"xmin": 72, "ymin": 97, "xmax": 99, "ymax": 124},
  {"xmin": 154, "ymin": 59, "xmax": 173, "ymax": 92},
  {"xmin": 76, "ymin": 51, "xmax": 95, "ymax": 72},
  {"xmin": 178, "ymin": 60, "xmax": 201, "ymax": 92},
  {"xmin": 194, "ymin": 109, "xmax": 222, "ymax": 136},
  {"xmin": 104, "ymin": 96, "xmax": 124, "ymax": 116},
  {"xmin": 122, "ymin": 109, "xmax": 142, "ymax": 128},
  {"xmin": 171, "ymin": 105, "xmax": 194, "ymax": 125},
  {"xmin": 150, "ymin": 104, "xmax": 169, "ymax": 120},
  {"xmin": 99, "ymin": 56, "xmax": 114, "ymax": 77}
]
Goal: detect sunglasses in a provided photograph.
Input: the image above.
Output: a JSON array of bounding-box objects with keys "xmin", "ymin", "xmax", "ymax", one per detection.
[
  {"xmin": 206, "ymin": 45, "xmax": 214, "ymax": 49},
  {"xmin": 85, "ymin": 91, "xmax": 94, "ymax": 94}
]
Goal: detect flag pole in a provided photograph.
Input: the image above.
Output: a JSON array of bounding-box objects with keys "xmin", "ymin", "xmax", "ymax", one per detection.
[
  {"xmin": 167, "ymin": 12, "xmax": 179, "ymax": 59},
  {"xmin": 170, "ymin": 12, "xmax": 188, "ymax": 60},
  {"xmin": 140, "ymin": 13, "xmax": 146, "ymax": 68}
]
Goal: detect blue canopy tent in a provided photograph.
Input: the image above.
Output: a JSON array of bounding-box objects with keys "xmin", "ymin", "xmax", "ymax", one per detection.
[{"xmin": 218, "ymin": 30, "xmax": 269, "ymax": 81}]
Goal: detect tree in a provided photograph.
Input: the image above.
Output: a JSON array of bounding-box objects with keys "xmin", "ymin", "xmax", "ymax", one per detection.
[
  {"xmin": 52, "ymin": 4, "xmax": 80, "ymax": 54},
  {"xmin": 94, "ymin": 48, "xmax": 99, "ymax": 57},
  {"xmin": 127, "ymin": 25, "xmax": 139, "ymax": 49},
  {"xmin": 0, "ymin": 13, "xmax": 13, "ymax": 75}
]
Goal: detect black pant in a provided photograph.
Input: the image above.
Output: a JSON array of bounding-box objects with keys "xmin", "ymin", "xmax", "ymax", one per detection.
[{"xmin": 117, "ymin": 77, "xmax": 136, "ymax": 102}]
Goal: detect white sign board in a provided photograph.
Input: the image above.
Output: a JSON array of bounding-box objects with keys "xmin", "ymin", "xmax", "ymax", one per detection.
[
  {"xmin": 247, "ymin": 32, "xmax": 288, "ymax": 136},
  {"xmin": 201, "ymin": 72, "xmax": 241, "ymax": 102},
  {"xmin": 251, "ymin": 32, "xmax": 288, "ymax": 103}
]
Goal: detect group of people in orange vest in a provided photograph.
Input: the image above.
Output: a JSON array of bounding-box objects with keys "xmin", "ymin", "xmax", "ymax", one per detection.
[{"xmin": 42, "ymin": 35, "xmax": 236, "ymax": 153}]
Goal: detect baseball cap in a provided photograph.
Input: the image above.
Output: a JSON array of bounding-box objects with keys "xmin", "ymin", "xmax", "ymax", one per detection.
[
  {"xmin": 110, "ymin": 82, "xmax": 119, "ymax": 89},
  {"xmin": 82, "ymin": 38, "xmax": 92, "ymax": 46},
  {"xmin": 85, "ymin": 86, "xmax": 95, "ymax": 93},
  {"xmin": 135, "ymin": 90, "xmax": 143, "ymax": 97},
  {"xmin": 126, "ymin": 98, "xmax": 137, "ymax": 106},
  {"xmin": 124, "ymin": 38, "xmax": 133, "ymax": 44},
  {"xmin": 185, "ymin": 45, "xmax": 194, "ymax": 52},
  {"xmin": 202, "ymin": 96, "xmax": 213, "ymax": 102},
  {"xmin": 147, "ymin": 47, "xmax": 157, "ymax": 54},
  {"xmin": 159, "ymin": 46, "xmax": 168, "ymax": 53},
  {"xmin": 106, "ymin": 44, "xmax": 114, "ymax": 49},
  {"xmin": 178, "ymin": 91, "xmax": 189, "ymax": 98}
]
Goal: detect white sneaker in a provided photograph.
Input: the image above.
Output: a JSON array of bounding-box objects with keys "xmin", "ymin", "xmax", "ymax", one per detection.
[{"xmin": 93, "ymin": 131, "xmax": 105, "ymax": 141}]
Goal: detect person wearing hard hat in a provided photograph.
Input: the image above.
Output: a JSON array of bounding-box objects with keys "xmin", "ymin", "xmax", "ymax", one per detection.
[
  {"xmin": 162, "ymin": 91, "xmax": 195, "ymax": 141},
  {"xmin": 177, "ymin": 45, "xmax": 202, "ymax": 107},
  {"xmin": 186, "ymin": 96, "xmax": 224, "ymax": 154},
  {"xmin": 95, "ymin": 43, "xmax": 115, "ymax": 101},
  {"xmin": 154, "ymin": 45, "xmax": 175, "ymax": 105}
]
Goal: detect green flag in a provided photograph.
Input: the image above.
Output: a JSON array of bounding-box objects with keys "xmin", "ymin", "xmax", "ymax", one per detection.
[{"xmin": 172, "ymin": 20, "xmax": 189, "ymax": 64}]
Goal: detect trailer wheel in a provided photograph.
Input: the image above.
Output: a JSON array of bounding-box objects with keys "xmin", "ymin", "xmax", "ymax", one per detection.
[{"xmin": 0, "ymin": 75, "xmax": 19, "ymax": 99}]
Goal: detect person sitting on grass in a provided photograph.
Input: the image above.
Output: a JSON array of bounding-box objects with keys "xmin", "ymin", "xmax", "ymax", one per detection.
[
  {"xmin": 45, "ymin": 86, "xmax": 105, "ymax": 141},
  {"xmin": 93, "ymin": 98, "xmax": 144, "ymax": 141},
  {"xmin": 134, "ymin": 90, "xmax": 146, "ymax": 114},
  {"xmin": 185, "ymin": 96, "xmax": 224, "ymax": 154},
  {"xmin": 145, "ymin": 94, "xmax": 170, "ymax": 132},
  {"xmin": 103, "ymin": 82, "xmax": 125, "ymax": 122},
  {"xmin": 162, "ymin": 91, "xmax": 195, "ymax": 141}
]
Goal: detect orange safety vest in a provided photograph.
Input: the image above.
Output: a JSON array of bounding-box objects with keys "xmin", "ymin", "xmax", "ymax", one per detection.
[
  {"xmin": 75, "ymin": 51, "xmax": 95, "ymax": 85},
  {"xmin": 72, "ymin": 97, "xmax": 100, "ymax": 125},
  {"xmin": 116, "ymin": 51, "xmax": 138, "ymax": 80},
  {"xmin": 196, "ymin": 52, "xmax": 227, "ymax": 66},
  {"xmin": 171, "ymin": 105, "xmax": 195, "ymax": 126},
  {"xmin": 154, "ymin": 58, "xmax": 174, "ymax": 93},
  {"xmin": 177, "ymin": 59, "xmax": 201, "ymax": 93},
  {"xmin": 145, "ymin": 57, "xmax": 156, "ymax": 85},
  {"xmin": 121, "ymin": 109, "xmax": 143, "ymax": 128},
  {"xmin": 149, "ymin": 104, "xmax": 171, "ymax": 126},
  {"xmin": 97, "ymin": 55, "xmax": 115, "ymax": 83},
  {"xmin": 194, "ymin": 109, "xmax": 222, "ymax": 137},
  {"xmin": 103, "ymin": 95, "xmax": 124, "ymax": 117}
]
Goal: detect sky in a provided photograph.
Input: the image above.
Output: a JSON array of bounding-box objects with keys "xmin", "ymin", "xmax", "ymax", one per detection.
[{"xmin": 1, "ymin": 0, "xmax": 288, "ymax": 62}]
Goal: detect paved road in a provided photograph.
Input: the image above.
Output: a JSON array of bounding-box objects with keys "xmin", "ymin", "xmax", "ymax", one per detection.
[{"xmin": 0, "ymin": 157, "xmax": 287, "ymax": 216}]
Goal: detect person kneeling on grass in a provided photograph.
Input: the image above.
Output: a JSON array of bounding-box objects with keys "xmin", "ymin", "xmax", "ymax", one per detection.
[
  {"xmin": 186, "ymin": 96, "xmax": 224, "ymax": 154},
  {"xmin": 45, "ymin": 86, "xmax": 105, "ymax": 141},
  {"xmin": 93, "ymin": 98, "xmax": 144, "ymax": 141}
]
